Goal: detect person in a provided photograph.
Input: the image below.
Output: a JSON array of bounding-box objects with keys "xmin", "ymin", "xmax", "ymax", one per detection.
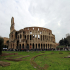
[
  {"xmin": 29, "ymin": 45, "xmax": 32, "ymax": 51},
  {"xmin": 22, "ymin": 48, "xmax": 23, "ymax": 51}
]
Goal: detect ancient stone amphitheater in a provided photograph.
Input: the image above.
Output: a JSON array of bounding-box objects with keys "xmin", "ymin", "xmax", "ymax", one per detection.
[{"xmin": 9, "ymin": 17, "xmax": 56, "ymax": 50}]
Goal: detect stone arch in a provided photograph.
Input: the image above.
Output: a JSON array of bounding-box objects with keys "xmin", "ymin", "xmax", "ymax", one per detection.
[
  {"xmin": 19, "ymin": 44, "xmax": 21, "ymax": 49},
  {"xmin": 48, "ymin": 44, "xmax": 49, "ymax": 49},
  {"xmin": 41, "ymin": 44, "xmax": 42, "ymax": 49},
  {"xmin": 36, "ymin": 44, "xmax": 37, "ymax": 49},
  {"xmin": 22, "ymin": 44, "xmax": 24, "ymax": 49},
  {"xmin": 25, "ymin": 35, "xmax": 26, "ymax": 39},
  {"xmin": 38, "ymin": 44, "xmax": 40, "ymax": 49},
  {"xmin": 33, "ymin": 43, "xmax": 34, "ymax": 49},
  {"xmin": 30, "ymin": 35, "xmax": 31, "ymax": 40},
  {"xmin": 46, "ymin": 44, "xmax": 47, "ymax": 49}
]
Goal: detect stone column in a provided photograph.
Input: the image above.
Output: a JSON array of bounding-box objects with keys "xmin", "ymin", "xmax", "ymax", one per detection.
[
  {"xmin": 24, "ymin": 43, "xmax": 25, "ymax": 49},
  {"xmin": 37, "ymin": 43, "xmax": 38, "ymax": 49},
  {"xmin": 45, "ymin": 44, "xmax": 46, "ymax": 49},
  {"xmin": 47, "ymin": 44, "xmax": 48, "ymax": 49},
  {"xmin": 40, "ymin": 43, "xmax": 41, "ymax": 49},
  {"xmin": 42, "ymin": 35, "xmax": 43, "ymax": 41},
  {"xmin": 21, "ymin": 44, "xmax": 23, "ymax": 49},
  {"xmin": 14, "ymin": 43, "xmax": 16, "ymax": 49}
]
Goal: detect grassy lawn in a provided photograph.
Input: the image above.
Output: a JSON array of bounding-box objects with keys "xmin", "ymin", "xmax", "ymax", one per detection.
[{"xmin": 0, "ymin": 51, "xmax": 70, "ymax": 70}]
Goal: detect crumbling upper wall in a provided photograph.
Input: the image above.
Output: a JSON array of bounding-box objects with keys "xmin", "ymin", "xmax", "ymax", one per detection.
[{"xmin": 24, "ymin": 27, "xmax": 52, "ymax": 34}]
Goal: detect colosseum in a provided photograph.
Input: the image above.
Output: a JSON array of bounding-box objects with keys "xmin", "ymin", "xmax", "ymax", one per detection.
[{"xmin": 9, "ymin": 17, "xmax": 56, "ymax": 50}]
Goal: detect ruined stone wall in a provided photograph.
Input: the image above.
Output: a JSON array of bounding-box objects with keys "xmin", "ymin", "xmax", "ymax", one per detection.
[{"xmin": 3, "ymin": 37, "xmax": 9, "ymax": 46}]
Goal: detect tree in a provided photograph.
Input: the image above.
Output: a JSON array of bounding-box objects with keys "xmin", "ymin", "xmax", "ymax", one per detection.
[
  {"xmin": 64, "ymin": 38, "xmax": 69, "ymax": 46},
  {"xmin": 0, "ymin": 37, "xmax": 4, "ymax": 55},
  {"xmin": 59, "ymin": 38, "xmax": 69, "ymax": 46},
  {"xmin": 59, "ymin": 38, "xmax": 64, "ymax": 45},
  {"xmin": 66, "ymin": 34, "xmax": 70, "ymax": 44}
]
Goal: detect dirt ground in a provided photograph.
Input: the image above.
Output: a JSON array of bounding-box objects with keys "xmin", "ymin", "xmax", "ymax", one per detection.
[
  {"xmin": 0, "ymin": 53, "xmax": 29, "ymax": 67},
  {"xmin": 30, "ymin": 54, "xmax": 49, "ymax": 70},
  {"xmin": 5, "ymin": 55, "xmax": 30, "ymax": 62},
  {"xmin": 1, "ymin": 53, "xmax": 18, "ymax": 56},
  {"xmin": 0, "ymin": 61, "xmax": 10, "ymax": 67},
  {"xmin": 64, "ymin": 55, "xmax": 70, "ymax": 58}
]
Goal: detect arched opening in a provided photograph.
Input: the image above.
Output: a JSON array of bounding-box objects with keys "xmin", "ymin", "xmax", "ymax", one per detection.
[
  {"xmin": 33, "ymin": 35, "xmax": 34, "ymax": 38},
  {"xmin": 20, "ymin": 44, "xmax": 21, "ymax": 49},
  {"xmin": 46, "ymin": 44, "xmax": 47, "ymax": 49},
  {"xmin": 36, "ymin": 44, "xmax": 37, "ymax": 49},
  {"xmin": 30, "ymin": 31, "xmax": 32, "ymax": 34},
  {"xmin": 33, "ymin": 43, "xmax": 34, "ymax": 49},
  {"xmin": 41, "ymin": 44, "xmax": 42, "ymax": 49},
  {"xmin": 22, "ymin": 44, "xmax": 24, "ymax": 49},
  {"xmin": 38, "ymin": 44, "xmax": 40, "ymax": 49},
  {"xmin": 30, "ymin": 35, "xmax": 31, "ymax": 40},
  {"xmin": 38, "ymin": 35, "xmax": 40, "ymax": 39}
]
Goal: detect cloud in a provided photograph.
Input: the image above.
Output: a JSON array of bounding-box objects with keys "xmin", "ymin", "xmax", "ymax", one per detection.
[{"xmin": 0, "ymin": 0, "xmax": 70, "ymax": 43}]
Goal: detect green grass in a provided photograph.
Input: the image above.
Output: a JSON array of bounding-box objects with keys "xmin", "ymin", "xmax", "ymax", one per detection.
[{"xmin": 0, "ymin": 51, "xmax": 70, "ymax": 70}]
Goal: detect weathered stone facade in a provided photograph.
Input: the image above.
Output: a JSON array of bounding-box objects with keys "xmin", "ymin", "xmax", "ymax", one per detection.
[
  {"xmin": 3, "ymin": 37, "xmax": 9, "ymax": 46},
  {"xmin": 9, "ymin": 17, "xmax": 56, "ymax": 50}
]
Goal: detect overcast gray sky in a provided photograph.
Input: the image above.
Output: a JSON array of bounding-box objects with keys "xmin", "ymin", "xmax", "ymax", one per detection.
[{"xmin": 0, "ymin": 0, "xmax": 70, "ymax": 43}]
